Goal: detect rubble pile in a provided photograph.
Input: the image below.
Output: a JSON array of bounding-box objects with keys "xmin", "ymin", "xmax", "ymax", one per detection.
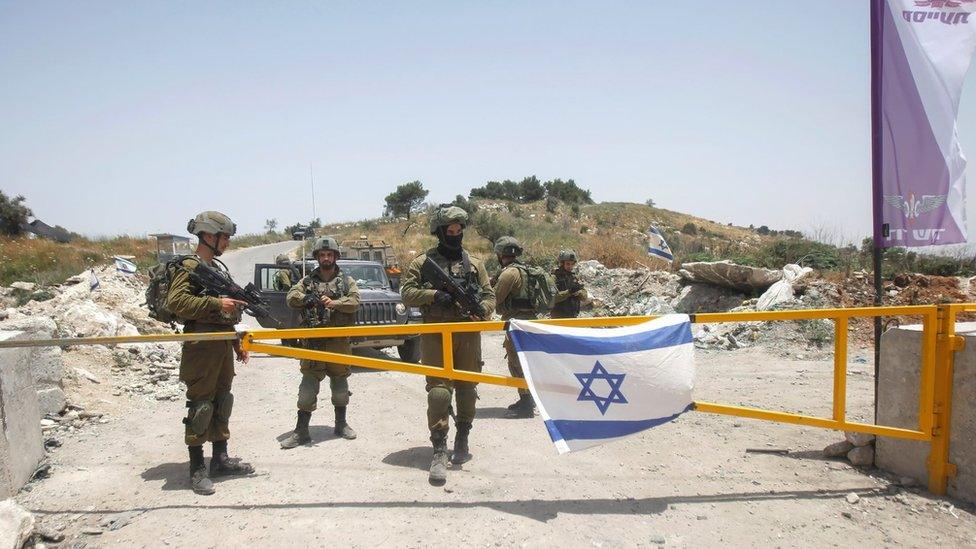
[
  {"xmin": 823, "ymin": 431, "xmax": 877, "ymax": 467},
  {"xmin": 109, "ymin": 343, "xmax": 184, "ymax": 402}
]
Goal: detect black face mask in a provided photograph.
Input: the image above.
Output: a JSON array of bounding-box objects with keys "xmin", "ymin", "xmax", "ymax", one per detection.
[{"xmin": 436, "ymin": 228, "xmax": 464, "ymax": 260}]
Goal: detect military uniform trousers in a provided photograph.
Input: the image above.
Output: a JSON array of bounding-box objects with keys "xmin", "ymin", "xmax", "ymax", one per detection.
[
  {"xmin": 502, "ymin": 334, "xmax": 530, "ymax": 396},
  {"xmin": 421, "ymin": 326, "xmax": 482, "ymax": 434},
  {"xmin": 297, "ymin": 336, "xmax": 352, "ymax": 412},
  {"xmin": 180, "ymin": 330, "xmax": 235, "ymax": 447}
]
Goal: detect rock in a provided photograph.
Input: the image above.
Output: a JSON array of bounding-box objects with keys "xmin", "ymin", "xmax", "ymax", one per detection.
[
  {"xmin": 846, "ymin": 492, "xmax": 860, "ymax": 504},
  {"xmin": 73, "ymin": 368, "xmax": 100, "ymax": 384},
  {"xmin": 822, "ymin": 440, "xmax": 854, "ymax": 458},
  {"xmin": 898, "ymin": 476, "xmax": 917, "ymax": 487},
  {"xmin": 0, "ymin": 499, "xmax": 35, "ymax": 549},
  {"xmin": 99, "ymin": 510, "xmax": 143, "ymax": 531},
  {"xmin": 844, "ymin": 431, "xmax": 876, "ymax": 447},
  {"xmin": 672, "ymin": 284, "xmax": 746, "ymax": 314},
  {"xmin": 847, "ymin": 445, "xmax": 875, "ymax": 466},
  {"xmin": 678, "ymin": 261, "xmax": 782, "ymax": 291},
  {"xmin": 10, "ymin": 282, "xmax": 36, "ymax": 291},
  {"xmin": 34, "ymin": 524, "xmax": 64, "ymax": 542},
  {"xmin": 649, "ymin": 534, "xmax": 666, "ymax": 544}
]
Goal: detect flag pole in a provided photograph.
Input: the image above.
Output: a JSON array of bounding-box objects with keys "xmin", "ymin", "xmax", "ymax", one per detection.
[{"xmin": 870, "ymin": 0, "xmax": 885, "ymax": 422}]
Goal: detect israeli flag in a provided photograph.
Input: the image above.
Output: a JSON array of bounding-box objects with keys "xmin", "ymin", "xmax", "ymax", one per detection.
[
  {"xmin": 114, "ymin": 257, "xmax": 138, "ymax": 274},
  {"xmin": 647, "ymin": 225, "xmax": 674, "ymax": 263},
  {"xmin": 89, "ymin": 268, "xmax": 100, "ymax": 291},
  {"xmin": 508, "ymin": 315, "xmax": 695, "ymax": 453}
]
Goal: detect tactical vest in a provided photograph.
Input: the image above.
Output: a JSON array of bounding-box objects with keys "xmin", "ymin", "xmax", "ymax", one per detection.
[
  {"xmin": 420, "ymin": 248, "xmax": 481, "ymax": 321},
  {"xmin": 499, "ymin": 264, "xmax": 537, "ymax": 319},
  {"xmin": 299, "ymin": 268, "xmax": 356, "ymax": 327},
  {"xmin": 552, "ymin": 268, "xmax": 582, "ymax": 318}
]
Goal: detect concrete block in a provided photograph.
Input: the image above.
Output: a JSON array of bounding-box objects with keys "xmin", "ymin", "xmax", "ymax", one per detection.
[
  {"xmin": 0, "ymin": 331, "xmax": 44, "ymax": 497},
  {"xmin": 876, "ymin": 323, "xmax": 976, "ymax": 503},
  {"xmin": 35, "ymin": 387, "xmax": 65, "ymax": 417}
]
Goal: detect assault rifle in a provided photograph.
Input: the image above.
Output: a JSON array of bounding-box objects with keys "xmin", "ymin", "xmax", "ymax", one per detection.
[
  {"xmin": 421, "ymin": 257, "xmax": 487, "ymax": 320},
  {"xmin": 302, "ymin": 292, "xmax": 331, "ymax": 325},
  {"xmin": 188, "ymin": 261, "xmax": 279, "ymax": 325}
]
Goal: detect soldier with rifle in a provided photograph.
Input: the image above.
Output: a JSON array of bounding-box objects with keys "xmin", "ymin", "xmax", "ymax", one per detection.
[
  {"xmin": 165, "ymin": 211, "xmax": 255, "ymax": 496},
  {"xmin": 400, "ymin": 206, "xmax": 495, "ymax": 486}
]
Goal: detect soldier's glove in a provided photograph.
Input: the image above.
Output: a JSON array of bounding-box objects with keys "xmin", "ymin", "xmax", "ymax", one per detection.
[
  {"xmin": 433, "ymin": 290, "xmax": 454, "ymax": 307},
  {"xmin": 303, "ymin": 294, "xmax": 319, "ymax": 308}
]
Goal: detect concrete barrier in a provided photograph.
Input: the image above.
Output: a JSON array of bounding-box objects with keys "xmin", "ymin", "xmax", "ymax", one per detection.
[
  {"xmin": 0, "ymin": 330, "xmax": 44, "ymax": 497},
  {"xmin": 876, "ymin": 323, "xmax": 976, "ymax": 502}
]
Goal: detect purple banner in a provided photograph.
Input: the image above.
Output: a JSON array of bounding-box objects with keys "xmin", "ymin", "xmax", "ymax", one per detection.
[{"xmin": 876, "ymin": 0, "xmax": 976, "ymax": 247}]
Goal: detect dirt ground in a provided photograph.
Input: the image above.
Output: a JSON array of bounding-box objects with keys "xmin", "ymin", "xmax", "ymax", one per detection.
[
  {"xmin": 14, "ymin": 340, "xmax": 976, "ymax": 548},
  {"xmin": 14, "ymin": 243, "xmax": 976, "ymax": 548}
]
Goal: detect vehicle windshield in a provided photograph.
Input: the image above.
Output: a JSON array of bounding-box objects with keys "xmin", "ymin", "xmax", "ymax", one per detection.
[{"xmin": 298, "ymin": 261, "xmax": 389, "ymax": 289}]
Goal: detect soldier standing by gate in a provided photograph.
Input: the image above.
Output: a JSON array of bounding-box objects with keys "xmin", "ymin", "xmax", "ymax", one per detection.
[
  {"xmin": 280, "ymin": 237, "xmax": 361, "ymax": 449},
  {"xmin": 165, "ymin": 211, "xmax": 255, "ymax": 496},
  {"xmin": 400, "ymin": 206, "xmax": 495, "ymax": 486},
  {"xmin": 551, "ymin": 249, "xmax": 588, "ymax": 319},
  {"xmin": 492, "ymin": 236, "xmax": 539, "ymax": 419}
]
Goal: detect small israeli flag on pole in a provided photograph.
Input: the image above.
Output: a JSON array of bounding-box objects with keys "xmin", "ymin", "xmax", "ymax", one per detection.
[
  {"xmin": 508, "ymin": 315, "xmax": 695, "ymax": 454},
  {"xmin": 647, "ymin": 225, "xmax": 674, "ymax": 263},
  {"xmin": 114, "ymin": 257, "xmax": 138, "ymax": 275},
  {"xmin": 89, "ymin": 268, "xmax": 100, "ymax": 291}
]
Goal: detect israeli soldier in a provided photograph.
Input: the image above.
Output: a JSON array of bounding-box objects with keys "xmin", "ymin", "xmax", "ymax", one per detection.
[
  {"xmin": 274, "ymin": 254, "xmax": 293, "ymax": 291},
  {"xmin": 492, "ymin": 236, "xmax": 538, "ymax": 419},
  {"xmin": 551, "ymin": 249, "xmax": 588, "ymax": 319},
  {"xmin": 280, "ymin": 237, "xmax": 361, "ymax": 449},
  {"xmin": 165, "ymin": 211, "xmax": 254, "ymax": 496},
  {"xmin": 400, "ymin": 206, "xmax": 495, "ymax": 486}
]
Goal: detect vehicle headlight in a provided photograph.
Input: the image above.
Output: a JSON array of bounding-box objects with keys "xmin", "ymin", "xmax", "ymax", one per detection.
[{"xmin": 395, "ymin": 303, "xmax": 406, "ymax": 315}]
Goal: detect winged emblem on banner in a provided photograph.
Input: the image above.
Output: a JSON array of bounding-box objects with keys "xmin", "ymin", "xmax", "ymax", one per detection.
[{"xmin": 884, "ymin": 193, "xmax": 947, "ymax": 220}]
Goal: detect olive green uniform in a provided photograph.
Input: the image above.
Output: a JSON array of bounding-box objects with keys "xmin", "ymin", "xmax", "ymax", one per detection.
[
  {"xmin": 400, "ymin": 248, "xmax": 495, "ymax": 434},
  {"xmin": 286, "ymin": 266, "xmax": 360, "ymax": 411},
  {"xmin": 274, "ymin": 269, "xmax": 293, "ymax": 291},
  {"xmin": 493, "ymin": 263, "xmax": 537, "ymax": 396},
  {"xmin": 552, "ymin": 268, "xmax": 588, "ymax": 319},
  {"xmin": 165, "ymin": 256, "xmax": 242, "ymax": 447}
]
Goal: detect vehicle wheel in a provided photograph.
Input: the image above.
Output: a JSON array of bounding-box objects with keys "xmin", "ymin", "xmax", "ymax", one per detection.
[{"xmin": 397, "ymin": 337, "xmax": 421, "ymax": 363}]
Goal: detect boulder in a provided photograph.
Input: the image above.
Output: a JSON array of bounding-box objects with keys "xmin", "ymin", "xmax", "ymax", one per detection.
[
  {"xmin": 679, "ymin": 261, "xmax": 782, "ymax": 292},
  {"xmin": 823, "ymin": 440, "xmax": 855, "ymax": 458},
  {"xmin": 847, "ymin": 445, "xmax": 875, "ymax": 466},
  {"xmin": 9, "ymin": 282, "xmax": 35, "ymax": 292},
  {"xmin": 845, "ymin": 431, "xmax": 876, "ymax": 447},
  {"xmin": 0, "ymin": 500, "xmax": 34, "ymax": 549}
]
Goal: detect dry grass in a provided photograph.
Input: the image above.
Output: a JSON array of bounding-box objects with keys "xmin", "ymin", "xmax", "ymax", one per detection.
[{"xmin": 0, "ymin": 236, "xmax": 157, "ymax": 286}]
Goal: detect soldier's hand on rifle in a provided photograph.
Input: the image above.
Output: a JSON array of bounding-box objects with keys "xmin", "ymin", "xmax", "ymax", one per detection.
[
  {"xmin": 219, "ymin": 297, "xmax": 247, "ymax": 314},
  {"xmin": 433, "ymin": 290, "xmax": 454, "ymax": 307},
  {"xmin": 321, "ymin": 296, "xmax": 337, "ymax": 309}
]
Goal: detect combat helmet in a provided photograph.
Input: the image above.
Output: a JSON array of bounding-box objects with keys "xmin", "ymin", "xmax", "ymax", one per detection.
[
  {"xmin": 275, "ymin": 254, "xmax": 290, "ymax": 266},
  {"xmin": 429, "ymin": 205, "xmax": 469, "ymax": 235},
  {"xmin": 187, "ymin": 211, "xmax": 237, "ymax": 236},
  {"xmin": 311, "ymin": 236, "xmax": 342, "ymax": 259},
  {"xmin": 494, "ymin": 236, "xmax": 523, "ymax": 257},
  {"xmin": 558, "ymin": 249, "xmax": 578, "ymax": 262}
]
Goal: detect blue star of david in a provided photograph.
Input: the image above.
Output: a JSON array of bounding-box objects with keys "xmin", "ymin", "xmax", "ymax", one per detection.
[{"xmin": 574, "ymin": 361, "xmax": 627, "ymax": 415}]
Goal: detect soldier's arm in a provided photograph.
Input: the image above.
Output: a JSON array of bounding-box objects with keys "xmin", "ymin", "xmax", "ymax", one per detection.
[
  {"xmin": 332, "ymin": 277, "xmax": 360, "ymax": 312},
  {"xmin": 493, "ymin": 267, "xmax": 519, "ymax": 317},
  {"xmin": 286, "ymin": 279, "xmax": 308, "ymax": 309},
  {"xmin": 476, "ymin": 261, "xmax": 496, "ymax": 318},
  {"xmin": 165, "ymin": 263, "xmax": 221, "ymax": 320},
  {"xmin": 575, "ymin": 288, "xmax": 589, "ymax": 300},
  {"xmin": 399, "ymin": 256, "xmax": 436, "ymax": 307},
  {"xmin": 554, "ymin": 289, "xmax": 571, "ymax": 304}
]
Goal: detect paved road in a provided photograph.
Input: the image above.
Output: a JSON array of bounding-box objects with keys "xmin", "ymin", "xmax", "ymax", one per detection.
[{"xmin": 221, "ymin": 240, "xmax": 301, "ymax": 329}]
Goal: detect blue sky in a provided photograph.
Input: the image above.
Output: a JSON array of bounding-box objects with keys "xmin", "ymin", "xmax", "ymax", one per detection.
[{"xmin": 2, "ymin": 1, "xmax": 974, "ymax": 243}]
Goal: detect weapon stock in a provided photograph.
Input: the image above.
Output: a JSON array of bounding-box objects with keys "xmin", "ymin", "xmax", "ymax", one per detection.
[{"xmin": 420, "ymin": 258, "xmax": 487, "ymax": 320}]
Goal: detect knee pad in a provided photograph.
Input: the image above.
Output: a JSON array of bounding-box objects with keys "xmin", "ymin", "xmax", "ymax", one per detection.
[
  {"xmin": 427, "ymin": 386, "xmax": 452, "ymax": 410},
  {"xmin": 183, "ymin": 400, "xmax": 214, "ymax": 436},
  {"xmin": 215, "ymin": 391, "xmax": 233, "ymax": 422}
]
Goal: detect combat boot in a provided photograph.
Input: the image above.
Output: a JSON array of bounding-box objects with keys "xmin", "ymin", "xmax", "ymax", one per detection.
[
  {"xmin": 451, "ymin": 422, "xmax": 472, "ymax": 465},
  {"xmin": 505, "ymin": 394, "xmax": 536, "ymax": 419},
  {"xmin": 429, "ymin": 431, "xmax": 449, "ymax": 486},
  {"xmin": 333, "ymin": 406, "xmax": 357, "ymax": 440},
  {"xmin": 210, "ymin": 440, "xmax": 255, "ymax": 477},
  {"xmin": 188, "ymin": 445, "xmax": 214, "ymax": 496},
  {"xmin": 280, "ymin": 410, "xmax": 312, "ymax": 449}
]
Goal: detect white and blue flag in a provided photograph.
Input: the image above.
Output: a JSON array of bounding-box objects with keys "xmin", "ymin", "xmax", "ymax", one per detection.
[
  {"xmin": 647, "ymin": 225, "xmax": 674, "ymax": 263},
  {"xmin": 89, "ymin": 268, "xmax": 100, "ymax": 291},
  {"xmin": 114, "ymin": 256, "xmax": 138, "ymax": 275},
  {"xmin": 508, "ymin": 315, "xmax": 695, "ymax": 453}
]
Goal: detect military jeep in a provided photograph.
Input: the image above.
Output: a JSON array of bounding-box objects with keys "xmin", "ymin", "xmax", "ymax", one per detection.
[{"xmin": 253, "ymin": 258, "xmax": 421, "ymax": 363}]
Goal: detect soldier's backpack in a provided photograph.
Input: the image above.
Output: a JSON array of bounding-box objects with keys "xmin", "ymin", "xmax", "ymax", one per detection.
[
  {"xmin": 514, "ymin": 263, "xmax": 558, "ymax": 314},
  {"xmin": 145, "ymin": 255, "xmax": 192, "ymax": 325}
]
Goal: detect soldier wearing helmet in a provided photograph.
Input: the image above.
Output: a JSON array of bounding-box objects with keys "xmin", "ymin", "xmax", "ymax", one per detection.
[
  {"xmin": 280, "ymin": 236, "xmax": 361, "ymax": 449},
  {"xmin": 551, "ymin": 249, "xmax": 588, "ymax": 319},
  {"xmin": 165, "ymin": 211, "xmax": 254, "ymax": 495},
  {"xmin": 274, "ymin": 254, "xmax": 293, "ymax": 291},
  {"xmin": 399, "ymin": 205, "xmax": 495, "ymax": 486},
  {"xmin": 491, "ymin": 236, "xmax": 537, "ymax": 419}
]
